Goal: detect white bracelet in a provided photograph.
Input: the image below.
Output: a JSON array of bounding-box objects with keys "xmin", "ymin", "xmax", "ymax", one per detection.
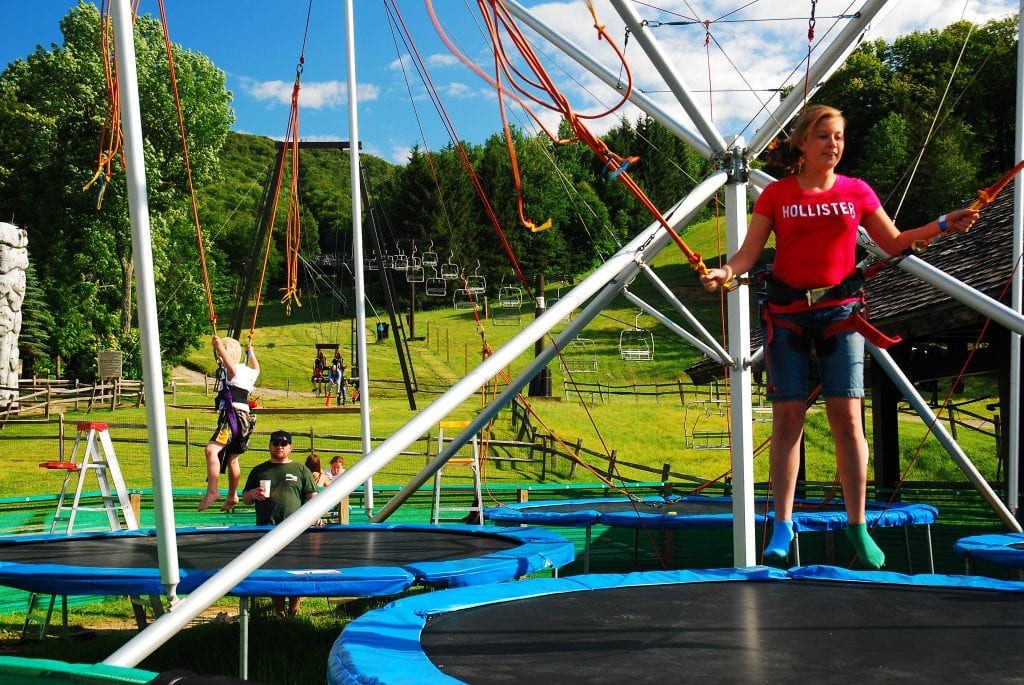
[{"xmin": 938, "ymin": 214, "xmax": 949, "ymax": 232}]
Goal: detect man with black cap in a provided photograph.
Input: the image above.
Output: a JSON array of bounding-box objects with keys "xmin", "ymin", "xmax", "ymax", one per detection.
[
  {"xmin": 242, "ymin": 429, "xmax": 318, "ymax": 616},
  {"xmin": 242, "ymin": 430, "xmax": 317, "ymax": 525}
]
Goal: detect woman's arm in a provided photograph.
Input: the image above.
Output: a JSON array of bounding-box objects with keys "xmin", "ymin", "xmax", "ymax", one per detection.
[
  {"xmin": 700, "ymin": 212, "xmax": 773, "ymax": 292},
  {"xmin": 862, "ymin": 206, "xmax": 978, "ymax": 256}
]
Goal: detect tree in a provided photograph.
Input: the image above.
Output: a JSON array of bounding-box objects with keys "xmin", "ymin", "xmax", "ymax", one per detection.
[
  {"xmin": 0, "ymin": 2, "xmax": 232, "ymax": 378},
  {"xmin": 17, "ymin": 262, "xmax": 55, "ymax": 378}
]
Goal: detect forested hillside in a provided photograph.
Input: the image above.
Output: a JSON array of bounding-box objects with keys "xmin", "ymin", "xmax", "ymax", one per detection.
[{"xmin": 0, "ymin": 4, "xmax": 1017, "ymax": 381}]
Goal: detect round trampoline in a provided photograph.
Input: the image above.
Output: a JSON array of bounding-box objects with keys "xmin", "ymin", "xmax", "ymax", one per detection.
[
  {"xmin": 485, "ymin": 495, "xmax": 938, "ymax": 570},
  {"xmin": 0, "ymin": 524, "xmax": 574, "ymax": 598},
  {"xmin": 328, "ymin": 564, "xmax": 1024, "ymax": 684},
  {"xmin": 954, "ymin": 532, "xmax": 1024, "ymax": 573}
]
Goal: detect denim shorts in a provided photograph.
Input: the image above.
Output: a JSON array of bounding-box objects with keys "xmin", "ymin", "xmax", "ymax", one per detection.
[{"xmin": 764, "ymin": 302, "xmax": 864, "ymax": 402}]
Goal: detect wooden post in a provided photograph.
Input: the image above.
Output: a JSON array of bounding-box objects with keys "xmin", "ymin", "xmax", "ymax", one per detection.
[
  {"xmin": 661, "ymin": 463, "xmax": 672, "ymax": 497},
  {"xmin": 130, "ymin": 493, "xmax": 142, "ymax": 525},
  {"xmin": 338, "ymin": 495, "xmax": 350, "ymax": 525},
  {"xmin": 516, "ymin": 488, "xmax": 529, "ymax": 504},
  {"xmin": 605, "ymin": 450, "xmax": 617, "ymax": 480},
  {"xmin": 45, "ymin": 385, "xmax": 51, "ymax": 419}
]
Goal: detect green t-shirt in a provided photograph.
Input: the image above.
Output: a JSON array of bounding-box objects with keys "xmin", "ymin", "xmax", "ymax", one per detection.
[{"xmin": 244, "ymin": 460, "xmax": 316, "ymax": 525}]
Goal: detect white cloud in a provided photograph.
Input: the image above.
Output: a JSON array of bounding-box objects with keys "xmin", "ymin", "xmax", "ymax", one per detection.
[
  {"xmin": 498, "ymin": 0, "xmax": 1020, "ymax": 147},
  {"xmin": 242, "ymin": 78, "xmax": 381, "ymax": 109},
  {"xmin": 428, "ymin": 53, "xmax": 460, "ymax": 68}
]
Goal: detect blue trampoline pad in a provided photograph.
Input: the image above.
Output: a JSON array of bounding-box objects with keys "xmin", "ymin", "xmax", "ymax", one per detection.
[
  {"xmin": 955, "ymin": 532, "xmax": 1024, "ymax": 568},
  {"xmin": 485, "ymin": 495, "xmax": 937, "ymax": 532},
  {"xmin": 0, "ymin": 524, "xmax": 573, "ymax": 598},
  {"xmin": 329, "ymin": 565, "xmax": 1024, "ymax": 684}
]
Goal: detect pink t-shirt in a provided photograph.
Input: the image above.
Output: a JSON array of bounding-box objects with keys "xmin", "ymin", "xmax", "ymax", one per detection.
[{"xmin": 753, "ymin": 174, "xmax": 880, "ymax": 289}]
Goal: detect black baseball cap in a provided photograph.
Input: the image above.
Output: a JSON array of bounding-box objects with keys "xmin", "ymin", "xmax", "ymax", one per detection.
[{"xmin": 269, "ymin": 430, "xmax": 292, "ymax": 444}]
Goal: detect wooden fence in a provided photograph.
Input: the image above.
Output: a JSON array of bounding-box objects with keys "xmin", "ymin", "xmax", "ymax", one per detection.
[{"xmin": 0, "ymin": 379, "xmax": 145, "ymax": 422}]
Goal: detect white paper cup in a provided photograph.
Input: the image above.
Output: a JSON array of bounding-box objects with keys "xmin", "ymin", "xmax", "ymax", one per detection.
[{"xmin": 260, "ymin": 480, "xmax": 271, "ymax": 497}]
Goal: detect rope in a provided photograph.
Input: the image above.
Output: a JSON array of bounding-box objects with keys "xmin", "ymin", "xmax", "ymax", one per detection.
[
  {"xmin": 250, "ymin": 1, "xmax": 315, "ymax": 339},
  {"xmin": 891, "ymin": 20, "xmax": 974, "ymax": 220},
  {"xmin": 429, "ymin": 0, "xmax": 709, "ymax": 274},
  {"xmin": 82, "ymin": 1, "xmax": 135, "ymax": 210},
  {"xmin": 803, "ymin": 0, "xmax": 817, "ymax": 106},
  {"xmin": 155, "ymin": 0, "xmax": 217, "ymax": 334}
]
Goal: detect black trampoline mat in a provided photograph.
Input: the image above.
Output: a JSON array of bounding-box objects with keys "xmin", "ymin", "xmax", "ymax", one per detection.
[
  {"xmin": 0, "ymin": 528, "xmax": 519, "ymax": 570},
  {"xmin": 420, "ymin": 580, "xmax": 1024, "ymax": 683},
  {"xmin": 1010, "ymin": 542, "xmax": 1024, "ymax": 551}
]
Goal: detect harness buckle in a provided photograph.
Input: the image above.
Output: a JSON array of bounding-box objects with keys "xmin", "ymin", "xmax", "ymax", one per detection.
[{"xmin": 805, "ymin": 286, "xmax": 829, "ymax": 306}]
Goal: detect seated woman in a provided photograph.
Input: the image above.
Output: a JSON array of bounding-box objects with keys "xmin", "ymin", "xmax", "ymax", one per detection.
[{"xmin": 305, "ymin": 453, "xmax": 332, "ymax": 488}]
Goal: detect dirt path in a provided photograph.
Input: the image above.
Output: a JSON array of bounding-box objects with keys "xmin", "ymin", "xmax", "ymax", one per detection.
[{"xmin": 170, "ymin": 366, "xmax": 312, "ymax": 401}]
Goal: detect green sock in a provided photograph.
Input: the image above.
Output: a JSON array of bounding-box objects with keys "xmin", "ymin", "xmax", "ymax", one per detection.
[
  {"xmin": 846, "ymin": 523, "xmax": 885, "ymax": 569},
  {"xmin": 764, "ymin": 520, "xmax": 794, "ymax": 563}
]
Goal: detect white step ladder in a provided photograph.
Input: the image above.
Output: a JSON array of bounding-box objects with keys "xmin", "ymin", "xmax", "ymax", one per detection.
[
  {"xmin": 23, "ymin": 422, "xmax": 156, "ymax": 639},
  {"xmin": 47, "ymin": 422, "xmax": 139, "ymax": 533},
  {"xmin": 431, "ymin": 421, "xmax": 483, "ymax": 525}
]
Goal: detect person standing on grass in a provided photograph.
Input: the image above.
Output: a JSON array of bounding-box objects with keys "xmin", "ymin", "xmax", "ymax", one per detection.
[
  {"xmin": 242, "ymin": 430, "xmax": 319, "ymax": 616},
  {"xmin": 701, "ymin": 104, "xmax": 978, "ymax": 569},
  {"xmin": 199, "ymin": 336, "xmax": 259, "ymax": 512}
]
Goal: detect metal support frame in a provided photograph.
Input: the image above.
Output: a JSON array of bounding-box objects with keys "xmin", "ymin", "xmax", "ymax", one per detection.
[{"xmin": 107, "ymin": 0, "xmax": 1024, "ymax": 669}]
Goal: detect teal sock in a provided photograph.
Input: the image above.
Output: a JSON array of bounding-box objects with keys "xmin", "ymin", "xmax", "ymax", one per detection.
[
  {"xmin": 846, "ymin": 523, "xmax": 885, "ymax": 569},
  {"xmin": 764, "ymin": 520, "xmax": 794, "ymax": 563}
]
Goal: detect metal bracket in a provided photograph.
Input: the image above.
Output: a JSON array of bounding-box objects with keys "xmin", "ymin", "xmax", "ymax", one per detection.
[{"xmin": 722, "ymin": 146, "xmax": 750, "ymax": 184}]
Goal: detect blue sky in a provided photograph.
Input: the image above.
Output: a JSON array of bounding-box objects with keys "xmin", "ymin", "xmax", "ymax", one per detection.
[{"xmin": 3, "ymin": 1, "xmax": 1017, "ymax": 164}]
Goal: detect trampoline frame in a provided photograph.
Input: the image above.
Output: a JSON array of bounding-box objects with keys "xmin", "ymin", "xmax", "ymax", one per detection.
[
  {"xmin": 954, "ymin": 532, "xmax": 1024, "ymax": 578},
  {"xmin": 329, "ymin": 564, "xmax": 1024, "ymax": 684},
  {"xmin": 485, "ymin": 495, "xmax": 938, "ymax": 572},
  {"xmin": 0, "ymin": 524, "xmax": 575, "ymax": 598}
]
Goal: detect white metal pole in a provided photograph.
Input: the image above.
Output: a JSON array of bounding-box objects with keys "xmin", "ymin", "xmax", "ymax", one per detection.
[
  {"xmin": 858, "ymin": 236, "xmax": 1024, "ymax": 335},
  {"xmin": 374, "ymin": 174, "xmax": 727, "ymax": 519},
  {"xmin": 345, "ymin": 0, "xmax": 373, "ymax": 513},
  {"xmin": 502, "ymin": 0, "xmax": 713, "ymax": 159},
  {"xmin": 721, "ymin": 144, "xmax": 756, "ymax": 566},
  {"xmin": 110, "ymin": 0, "xmax": 179, "ymax": 602},
  {"xmin": 748, "ymin": 0, "xmax": 898, "ymax": 155},
  {"xmin": 868, "ymin": 342, "xmax": 1022, "ymax": 532},
  {"xmin": 609, "ymin": 0, "xmax": 728, "ymax": 154},
  {"xmin": 1008, "ymin": 2, "xmax": 1023, "ymax": 519},
  {"xmin": 102, "ymin": 170, "xmax": 726, "ymax": 667}
]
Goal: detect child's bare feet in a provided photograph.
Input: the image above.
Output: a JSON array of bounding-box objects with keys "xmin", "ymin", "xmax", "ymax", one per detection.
[
  {"xmin": 220, "ymin": 496, "xmax": 239, "ymax": 512},
  {"xmin": 198, "ymin": 491, "xmax": 220, "ymax": 512}
]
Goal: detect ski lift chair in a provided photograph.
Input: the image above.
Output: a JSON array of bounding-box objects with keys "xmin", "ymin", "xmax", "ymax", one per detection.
[
  {"xmin": 406, "ymin": 254, "xmax": 425, "ymax": 283},
  {"xmin": 440, "ymin": 254, "xmax": 460, "ymax": 280},
  {"xmin": 422, "ymin": 241, "xmax": 438, "ymax": 267},
  {"xmin": 498, "ymin": 285, "xmax": 523, "ymax": 308},
  {"xmin": 563, "ymin": 336, "xmax": 598, "ymax": 373},
  {"xmin": 453, "ymin": 288, "xmax": 475, "ymax": 310},
  {"xmin": 466, "ymin": 261, "xmax": 486, "ymax": 295},
  {"xmin": 426, "ymin": 268, "xmax": 447, "ymax": 297},
  {"xmin": 619, "ymin": 313, "xmax": 654, "ymax": 361}
]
